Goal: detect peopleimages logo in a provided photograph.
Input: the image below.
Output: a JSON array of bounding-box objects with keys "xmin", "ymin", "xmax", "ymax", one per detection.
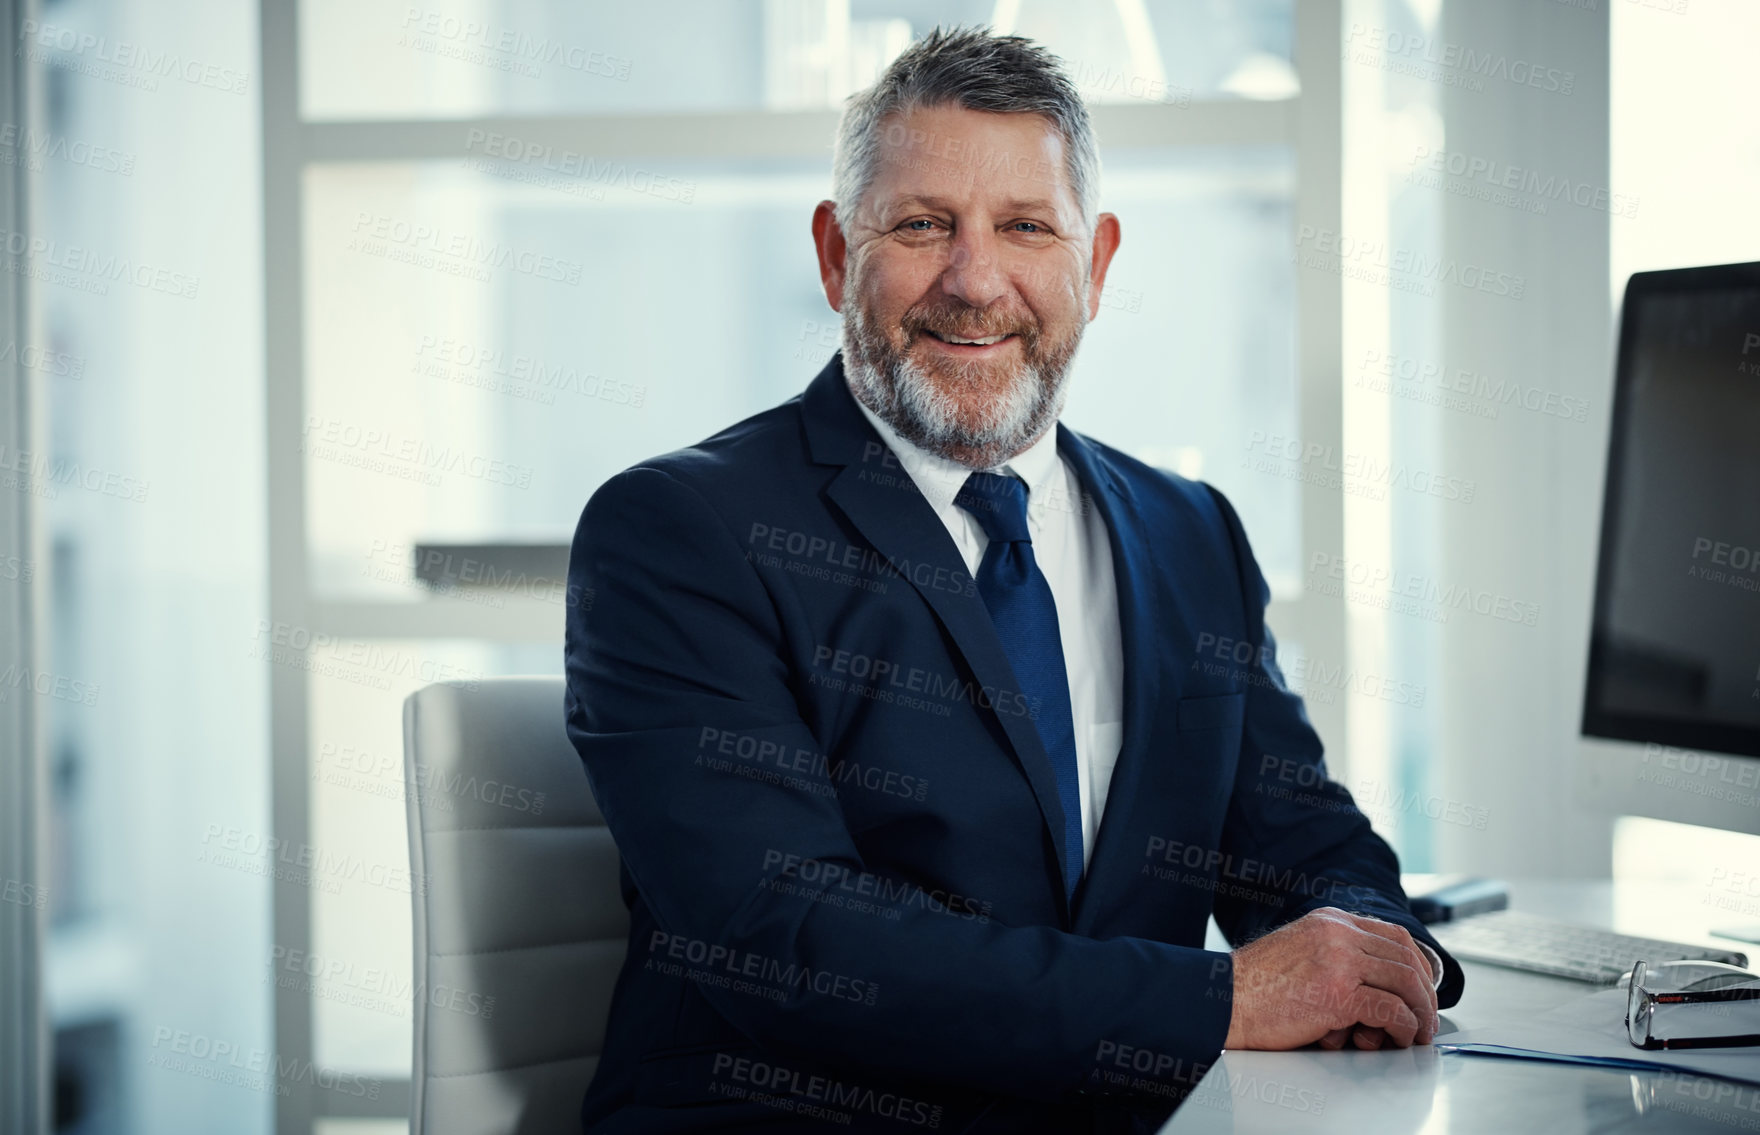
[
  {"xmin": 749, "ymin": 520, "xmax": 975, "ymax": 598},
  {"xmin": 1355, "ymin": 348, "xmax": 1590, "ymax": 424},
  {"xmin": 462, "ymin": 129, "xmax": 692, "ymax": 203},
  {"xmin": 1406, "ymin": 145, "xmax": 1638, "ymax": 218},
  {"xmin": 0, "ymin": 228, "xmax": 199, "ymax": 299},
  {"xmin": 1244, "ymin": 431, "xmax": 1478, "ymax": 503},
  {"xmin": 267, "ymin": 945, "xmax": 495, "ymax": 1019},
  {"xmin": 18, "ymin": 20, "xmax": 250, "ymax": 94},
  {"xmin": 348, "ymin": 212, "xmax": 586, "ymax": 285},
  {"xmin": 399, "ymin": 8, "xmax": 634, "ymax": 81},
  {"xmin": 809, "ymin": 645, "xmax": 1038, "ymax": 720},
  {"xmin": 0, "ymin": 124, "xmax": 136, "ymax": 176},
  {"xmin": 1688, "ymin": 536, "xmax": 1760, "ymax": 593},
  {"xmin": 1293, "ymin": 226, "xmax": 1525, "ymax": 300},
  {"xmin": 1142, "ymin": 834, "xmax": 1377, "ymax": 908},
  {"xmin": 1343, "ymin": 23, "xmax": 1576, "ymax": 95},
  {"xmin": 1642, "ymin": 743, "xmax": 1760, "ymax": 790},
  {"xmin": 1, "ymin": 877, "xmax": 47, "ymax": 910},
  {"xmin": 761, "ymin": 850, "xmax": 993, "ymax": 923},
  {"xmin": 697, "ymin": 727, "xmax": 929, "ymax": 803},
  {"xmin": 1306, "ymin": 552, "xmax": 1541, "ymax": 628},
  {"xmin": 646, "ymin": 931, "xmax": 879, "ymax": 1007},
  {"xmin": 0, "ymin": 664, "xmax": 99, "ymax": 707},
  {"xmin": 300, "ymin": 415, "xmax": 534, "ymax": 489},
  {"xmin": 710, "ymin": 1053, "xmax": 943, "ymax": 1128},
  {"xmin": 148, "ymin": 1027, "xmax": 377, "ymax": 1099}
]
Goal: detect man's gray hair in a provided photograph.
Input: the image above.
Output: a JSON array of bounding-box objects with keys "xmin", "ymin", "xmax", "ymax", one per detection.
[{"xmin": 832, "ymin": 25, "xmax": 1100, "ymax": 237}]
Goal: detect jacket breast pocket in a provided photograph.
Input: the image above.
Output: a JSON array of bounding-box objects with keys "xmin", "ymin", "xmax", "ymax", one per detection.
[{"xmin": 1176, "ymin": 691, "xmax": 1246, "ymax": 733}]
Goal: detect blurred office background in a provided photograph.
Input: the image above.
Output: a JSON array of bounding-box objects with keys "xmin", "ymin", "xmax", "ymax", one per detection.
[{"xmin": 0, "ymin": 0, "xmax": 1756, "ymax": 1132}]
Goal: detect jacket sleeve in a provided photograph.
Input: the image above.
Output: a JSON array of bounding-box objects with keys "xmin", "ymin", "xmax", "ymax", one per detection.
[
  {"xmin": 565, "ymin": 464, "xmax": 1237, "ymax": 1102},
  {"xmin": 1201, "ymin": 484, "xmax": 1465, "ymax": 1010}
]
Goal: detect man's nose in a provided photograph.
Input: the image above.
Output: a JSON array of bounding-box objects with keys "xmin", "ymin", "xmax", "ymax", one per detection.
[{"xmin": 939, "ymin": 229, "xmax": 1008, "ymax": 310}]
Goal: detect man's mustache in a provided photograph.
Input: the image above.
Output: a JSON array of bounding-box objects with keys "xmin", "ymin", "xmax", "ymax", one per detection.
[{"xmin": 900, "ymin": 302, "xmax": 1039, "ymax": 349}]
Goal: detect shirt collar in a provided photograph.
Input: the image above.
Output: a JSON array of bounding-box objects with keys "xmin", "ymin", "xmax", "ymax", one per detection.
[{"xmin": 850, "ymin": 387, "xmax": 1062, "ymax": 516}]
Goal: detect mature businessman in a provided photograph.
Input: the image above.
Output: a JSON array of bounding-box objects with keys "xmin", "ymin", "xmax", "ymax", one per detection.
[{"xmin": 566, "ymin": 26, "xmax": 1462, "ymax": 1133}]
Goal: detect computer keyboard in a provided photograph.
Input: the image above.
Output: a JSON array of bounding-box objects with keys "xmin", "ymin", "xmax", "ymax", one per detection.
[{"xmin": 1431, "ymin": 910, "xmax": 1750, "ymax": 984}]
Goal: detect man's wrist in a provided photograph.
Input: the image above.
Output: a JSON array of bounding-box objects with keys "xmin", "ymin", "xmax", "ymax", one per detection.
[{"xmin": 1417, "ymin": 940, "xmax": 1443, "ymax": 989}]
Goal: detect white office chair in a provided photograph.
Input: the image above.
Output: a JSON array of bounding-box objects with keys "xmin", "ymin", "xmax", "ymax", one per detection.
[{"xmin": 402, "ymin": 677, "xmax": 628, "ymax": 1135}]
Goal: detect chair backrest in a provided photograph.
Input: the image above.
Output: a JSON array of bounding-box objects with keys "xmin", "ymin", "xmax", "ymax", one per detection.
[{"xmin": 402, "ymin": 677, "xmax": 627, "ymax": 1135}]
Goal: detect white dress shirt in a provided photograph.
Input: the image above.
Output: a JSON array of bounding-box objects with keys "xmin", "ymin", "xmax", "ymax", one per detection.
[
  {"xmin": 852, "ymin": 397, "xmax": 1124, "ymax": 868},
  {"xmin": 850, "ymin": 394, "xmax": 1445, "ymax": 989}
]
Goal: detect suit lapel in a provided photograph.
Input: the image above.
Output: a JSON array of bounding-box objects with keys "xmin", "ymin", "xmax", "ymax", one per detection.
[
  {"xmin": 1055, "ymin": 428, "xmax": 1196, "ymax": 929},
  {"xmin": 801, "ymin": 356, "xmax": 1075, "ymax": 905}
]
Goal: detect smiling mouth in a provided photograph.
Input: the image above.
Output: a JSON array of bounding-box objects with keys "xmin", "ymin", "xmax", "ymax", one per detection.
[{"xmin": 923, "ymin": 329, "xmax": 1017, "ymax": 347}]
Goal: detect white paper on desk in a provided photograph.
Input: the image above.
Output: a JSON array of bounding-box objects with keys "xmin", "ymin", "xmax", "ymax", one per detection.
[{"xmin": 1439, "ymin": 988, "xmax": 1760, "ymax": 1087}]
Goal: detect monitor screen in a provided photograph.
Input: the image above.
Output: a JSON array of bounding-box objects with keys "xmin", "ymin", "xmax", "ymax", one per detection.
[{"xmin": 1584, "ymin": 262, "xmax": 1760, "ymax": 759}]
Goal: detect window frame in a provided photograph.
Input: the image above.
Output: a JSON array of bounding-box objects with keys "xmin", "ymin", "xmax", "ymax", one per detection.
[{"xmin": 0, "ymin": 0, "xmax": 48, "ymax": 1126}]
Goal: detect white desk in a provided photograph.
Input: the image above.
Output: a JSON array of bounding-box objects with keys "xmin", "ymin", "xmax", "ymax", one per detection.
[{"xmin": 1162, "ymin": 879, "xmax": 1760, "ymax": 1134}]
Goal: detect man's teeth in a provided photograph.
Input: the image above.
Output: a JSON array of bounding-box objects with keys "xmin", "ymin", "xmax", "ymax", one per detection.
[{"xmin": 937, "ymin": 332, "xmax": 1007, "ymax": 345}]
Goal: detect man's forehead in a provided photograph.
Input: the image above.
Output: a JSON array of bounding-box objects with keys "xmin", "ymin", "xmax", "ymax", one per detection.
[{"xmin": 866, "ymin": 104, "xmax": 1075, "ymax": 216}]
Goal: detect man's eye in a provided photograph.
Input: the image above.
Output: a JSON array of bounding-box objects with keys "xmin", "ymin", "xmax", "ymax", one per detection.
[
  {"xmin": 901, "ymin": 219, "xmax": 939, "ymax": 232},
  {"xmin": 1012, "ymin": 221, "xmax": 1044, "ymax": 233}
]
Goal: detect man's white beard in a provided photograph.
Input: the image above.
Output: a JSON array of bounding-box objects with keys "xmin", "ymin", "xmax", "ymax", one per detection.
[{"xmin": 843, "ymin": 301, "xmax": 1077, "ymax": 470}]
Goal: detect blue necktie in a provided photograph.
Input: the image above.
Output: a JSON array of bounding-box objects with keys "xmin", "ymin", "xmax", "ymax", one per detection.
[{"xmin": 955, "ymin": 470, "xmax": 1083, "ymax": 903}]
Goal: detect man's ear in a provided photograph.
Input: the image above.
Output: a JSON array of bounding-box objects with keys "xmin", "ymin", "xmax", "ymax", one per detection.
[
  {"xmin": 1085, "ymin": 212, "xmax": 1122, "ymax": 322},
  {"xmin": 812, "ymin": 200, "xmax": 847, "ymax": 313}
]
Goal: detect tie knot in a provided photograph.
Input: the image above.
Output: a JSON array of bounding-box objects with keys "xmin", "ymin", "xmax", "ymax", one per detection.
[{"xmin": 955, "ymin": 471, "xmax": 1031, "ymax": 544}]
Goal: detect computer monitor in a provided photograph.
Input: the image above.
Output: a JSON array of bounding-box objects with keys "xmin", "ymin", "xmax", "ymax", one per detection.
[{"xmin": 1578, "ymin": 261, "xmax": 1760, "ymax": 836}]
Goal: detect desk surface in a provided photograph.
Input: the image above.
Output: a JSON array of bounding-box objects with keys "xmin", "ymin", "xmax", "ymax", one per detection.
[{"xmin": 1162, "ymin": 879, "xmax": 1760, "ymax": 1134}]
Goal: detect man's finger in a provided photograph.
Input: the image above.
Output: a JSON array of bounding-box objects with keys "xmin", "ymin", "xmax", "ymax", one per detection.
[
  {"xmin": 1356, "ymin": 956, "xmax": 1436, "ymax": 1044},
  {"xmin": 1344, "ymin": 987, "xmax": 1420, "ymax": 1047},
  {"xmin": 1351, "ymin": 1026, "xmax": 1386, "ymax": 1050},
  {"xmin": 1345, "ymin": 913, "xmax": 1436, "ymax": 985},
  {"xmin": 1344, "ymin": 914, "xmax": 1440, "ymax": 1021},
  {"xmin": 1350, "ymin": 927, "xmax": 1439, "ymax": 1023},
  {"xmin": 1318, "ymin": 1028, "xmax": 1351, "ymax": 1051}
]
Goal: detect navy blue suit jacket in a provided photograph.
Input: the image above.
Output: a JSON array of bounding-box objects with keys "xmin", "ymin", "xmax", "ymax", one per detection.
[{"xmin": 565, "ymin": 354, "xmax": 1462, "ymax": 1132}]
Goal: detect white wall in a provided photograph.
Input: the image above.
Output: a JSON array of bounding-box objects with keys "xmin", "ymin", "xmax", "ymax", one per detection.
[{"xmin": 1434, "ymin": 0, "xmax": 1614, "ymax": 877}]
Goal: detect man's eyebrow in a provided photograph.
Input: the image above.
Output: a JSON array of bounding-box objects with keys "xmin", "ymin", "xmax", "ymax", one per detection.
[
  {"xmin": 885, "ymin": 194, "xmax": 1064, "ymax": 217},
  {"xmin": 885, "ymin": 195, "xmax": 958, "ymax": 215}
]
